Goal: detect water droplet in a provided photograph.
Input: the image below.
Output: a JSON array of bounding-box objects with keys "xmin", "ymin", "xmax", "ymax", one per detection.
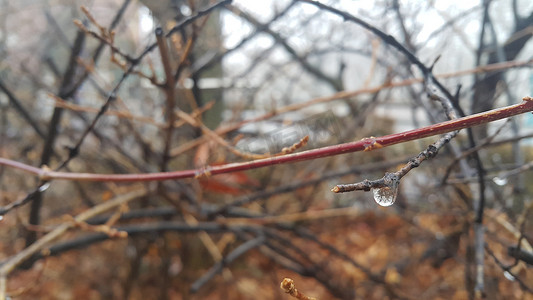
[
  {"xmin": 0, "ymin": 215, "xmax": 4, "ymax": 222},
  {"xmin": 372, "ymin": 187, "xmax": 397, "ymax": 206},
  {"xmin": 38, "ymin": 182, "xmax": 51, "ymax": 192},
  {"xmin": 492, "ymin": 176, "xmax": 507, "ymax": 186},
  {"xmin": 372, "ymin": 173, "xmax": 399, "ymax": 207},
  {"xmin": 503, "ymin": 271, "xmax": 515, "ymax": 281}
]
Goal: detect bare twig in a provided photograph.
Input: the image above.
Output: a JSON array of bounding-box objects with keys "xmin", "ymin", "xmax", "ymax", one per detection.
[
  {"xmin": 0, "ymin": 189, "xmax": 146, "ymax": 300},
  {"xmin": 229, "ymin": 5, "xmax": 342, "ymax": 91},
  {"xmin": 508, "ymin": 247, "xmax": 533, "ymax": 266},
  {"xmin": 441, "ymin": 119, "xmax": 510, "ymax": 185},
  {"xmin": 156, "ymin": 27, "xmax": 177, "ymax": 171},
  {"xmin": 170, "ymin": 58, "xmax": 532, "ymax": 158},
  {"xmin": 25, "ymin": 29, "xmax": 86, "ymax": 247},
  {"xmin": 73, "ymin": 19, "xmax": 134, "ymax": 65},
  {"xmin": 0, "ymin": 97, "xmax": 531, "ymax": 187},
  {"xmin": 330, "ymin": 130, "xmax": 455, "ymax": 193},
  {"xmin": 206, "ymin": 156, "xmax": 408, "ymax": 218},
  {"xmin": 190, "ymin": 236, "xmax": 265, "ymax": 293},
  {"xmin": 486, "ymin": 245, "xmax": 533, "ymax": 294},
  {"xmin": 0, "ymin": 80, "xmax": 46, "ymax": 138},
  {"xmin": 56, "ymin": 0, "xmax": 232, "ymax": 173},
  {"xmin": 176, "ymin": 108, "xmax": 309, "ymax": 160}
]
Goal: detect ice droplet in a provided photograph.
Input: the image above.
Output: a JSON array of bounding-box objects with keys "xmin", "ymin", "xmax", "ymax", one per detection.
[
  {"xmin": 492, "ymin": 176, "xmax": 507, "ymax": 186},
  {"xmin": 503, "ymin": 271, "xmax": 515, "ymax": 281},
  {"xmin": 38, "ymin": 182, "xmax": 51, "ymax": 192},
  {"xmin": 372, "ymin": 173, "xmax": 399, "ymax": 207}
]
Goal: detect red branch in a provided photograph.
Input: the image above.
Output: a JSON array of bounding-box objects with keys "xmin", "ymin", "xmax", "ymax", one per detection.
[{"xmin": 1, "ymin": 97, "xmax": 532, "ymax": 182}]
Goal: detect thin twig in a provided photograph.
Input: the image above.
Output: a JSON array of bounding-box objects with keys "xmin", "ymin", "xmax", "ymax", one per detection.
[
  {"xmin": 332, "ymin": 130, "xmax": 457, "ymax": 193},
  {"xmin": 56, "ymin": 0, "xmax": 232, "ymax": 172},
  {"xmin": 441, "ymin": 119, "xmax": 510, "ymax": 185},
  {"xmin": 0, "ymin": 80, "xmax": 46, "ymax": 138},
  {"xmin": 170, "ymin": 58, "xmax": 532, "ymax": 158},
  {"xmin": 206, "ymin": 156, "xmax": 408, "ymax": 218},
  {"xmin": 508, "ymin": 247, "xmax": 533, "ymax": 266},
  {"xmin": 485, "ymin": 245, "xmax": 533, "ymax": 294},
  {"xmin": 176, "ymin": 108, "xmax": 309, "ymax": 160},
  {"xmin": 18, "ymin": 222, "xmax": 265, "ymax": 268},
  {"xmin": 73, "ymin": 19, "xmax": 134, "ymax": 64},
  {"xmin": 0, "ymin": 189, "xmax": 146, "ymax": 300},
  {"xmin": 190, "ymin": 236, "xmax": 265, "ymax": 292},
  {"xmin": 229, "ymin": 5, "xmax": 342, "ymax": 91},
  {"xmin": 156, "ymin": 27, "xmax": 177, "ymax": 171},
  {"xmin": 0, "ymin": 97, "xmax": 531, "ymax": 186}
]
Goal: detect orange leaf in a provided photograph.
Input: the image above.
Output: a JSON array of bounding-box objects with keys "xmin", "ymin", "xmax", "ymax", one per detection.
[{"xmin": 199, "ymin": 178, "xmax": 243, "ymax": 195}]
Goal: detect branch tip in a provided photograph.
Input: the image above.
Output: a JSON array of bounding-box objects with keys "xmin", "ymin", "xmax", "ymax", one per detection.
[
  {"xmin": 281, "ymin": 278, "xmax": 296, "ymax": 294},
  {"xmin": 280, "ymin": 277, "xmax": 317, "ymax": 300}
]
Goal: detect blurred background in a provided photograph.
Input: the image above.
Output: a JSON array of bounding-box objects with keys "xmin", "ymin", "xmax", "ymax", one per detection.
[{"xmin": 0, "ymin": 0, "xmax": 532, "ymax": 299}]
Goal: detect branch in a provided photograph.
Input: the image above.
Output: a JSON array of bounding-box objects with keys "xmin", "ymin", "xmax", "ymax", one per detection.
[
  {"xmin": 192, "ymin": 1, "xmax": 296, "ymax": 75},
  {"xmin": 0, "ymin": 97, "xmax": 531, "ymax": 186},
  {"xmin": 206, "ymin": 156, "xmax": 407, "ymax": 218},
  {"xmin": 25, "ymin": 29, "xmax": 86, "ymax": 247},
  {"xmin": 0, "ymin": 189, "xmax": 146, "ymax": 300},
  {"xmin": 170, "ymin": 58, "xmax": 532, "ymax": 158},
  {"xmin": 0, "ymin": 80, "xmax": 46, "ymax": 138},
  {"xmin": 229, "ymin": 5, "xmax": 343, "ymax": 91},
  {"xmin": 155, "ymin": 27, "xmax": 176, "ymax": 171},
  {"xmin": 486, "ymin": 245, "xmax": 533, "ymax": 294},
  {"xmin": 508, "ymin": 246, "xmax": 533, "ymax": 266},
  {"xmin": 54, "ymin": 0, "xmax": 232, "ymax": 172},
  {"xmin": 190, "ymin": 236, "xmax": 265, "ymax": 292}
]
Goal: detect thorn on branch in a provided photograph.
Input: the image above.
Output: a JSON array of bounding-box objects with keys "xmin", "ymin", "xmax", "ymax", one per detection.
[
  {"xmin": 66, "ymin": 146, "xmax": 79, "ymax": 159},
  {"xmin": 194, "ymin": 166, "xmax": 213, "ymax": 179},
  {"xmin": 429, "ymin": 55, "xmax": 441, "ymax": 72},
  {"xmin": 454, "ymin": 84, "xmax": 462, "ymax": 102},
  {"xmin": 361, "ymin": 136, "xmax": 383, "ymax": 152}
]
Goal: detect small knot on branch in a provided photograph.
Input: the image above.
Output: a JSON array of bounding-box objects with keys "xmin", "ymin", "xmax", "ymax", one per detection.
[
  {"xmin": 66, "ymin": 146, "xmax": 79, "ymax": 159},
  {"xmin": 409, "ymin": 157, "xmax": 420, "ymax": 168},
  {"xmin": 425, "ymin": 145, "xmax": 438, "ymax": 158},
  {"xmin": 39, "ymin": 165, "xmax": 53, "ymax": 181},
  {"xmin": 108, "ymin": 92, "xmax": 117, "ymax": 101}
]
